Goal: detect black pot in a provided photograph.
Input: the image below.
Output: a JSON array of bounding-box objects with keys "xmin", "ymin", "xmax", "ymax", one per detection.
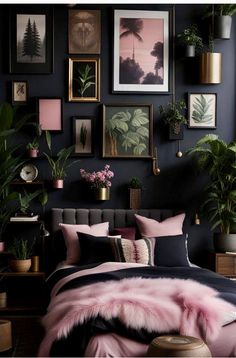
[
  {"xmin": 185, "ymin": 45, "xmax": 195, "ymax": 57},
  {"xmin": 213, "ymin": 233, "xmax": 236, "ymax": 252},
  {"xmin": 168, "ymin": 123, "xmax": 184, "ymax": 140},
  {"xmin": 214, "ymin": 15, "xmax": 232, "ymax": 40}
]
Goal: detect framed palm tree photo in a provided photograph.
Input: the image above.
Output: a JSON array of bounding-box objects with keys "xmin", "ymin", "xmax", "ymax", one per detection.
[
  {"xmin": 188, "ymin": 93, "xmax": 217, "ymax": 129},
  {"xmin": 102, "ymin": 103, "xmax": 153, "ymax": 158},
  {"xmin": 113, "ymin": 9, "xmax": 169, "ymax": 93},
  {"xmin": 9, "ymin": 7, "xmax": 54, "ymax": 74}
]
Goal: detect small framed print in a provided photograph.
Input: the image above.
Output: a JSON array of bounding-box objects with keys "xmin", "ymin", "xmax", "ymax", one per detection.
[
  {"xmin": 188, "ymin": 93, "xmax": 217, "ymax": 129},
  {"xmin": 12, "ymin": 81, "xmax": 28, "ymax": 105},
  {"xmin": 37, "ymin": 97, "xmax": 63, "ymax": 132},
  {"xmin": 72, "ymin": 117, "xmax": 94, "ymax": 156}
]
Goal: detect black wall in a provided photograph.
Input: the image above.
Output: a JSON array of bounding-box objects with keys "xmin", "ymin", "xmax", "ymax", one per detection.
[{"xmin": 1, "ymin": 4, "xmax": 235, "ymax": 264}]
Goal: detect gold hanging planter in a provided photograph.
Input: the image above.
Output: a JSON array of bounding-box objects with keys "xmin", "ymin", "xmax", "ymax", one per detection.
[
  {"xmin": 93, "ymin": 187, "xmax": 110, "ymax": 201},
  {"xmin": 199, "ymin": 52, "xmax": 222, "ymax": 84}
]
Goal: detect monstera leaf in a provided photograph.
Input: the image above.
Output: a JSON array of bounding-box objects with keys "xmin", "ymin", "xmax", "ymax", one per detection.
[{"xmin": 191, "ymin": 95, "xmax": 213, "ymax": 123}]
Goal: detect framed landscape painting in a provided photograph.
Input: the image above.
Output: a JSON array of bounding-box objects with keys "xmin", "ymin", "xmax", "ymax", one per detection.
[
  {"xmin": 72, "ymin": 117, "xmax": 94, "ymax": 156},
  {"xmin": 9, "ymin": 7, "xmax": 54, "ymax": 74},
  {"xmin": 113, "ymin": 9, "xmax": 169, "ymax": 93},
  {"xmin": 102, "ymin": 104, "xmax": 153, "ymax": 158},
  {"xmin": 188, "ymin": 93, "xmax": 217, "ymax": 129}
]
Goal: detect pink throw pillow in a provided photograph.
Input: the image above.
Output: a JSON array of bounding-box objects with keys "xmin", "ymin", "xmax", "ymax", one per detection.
[
  {"xmin": 59, "ymin": 222, "xmax": 109, "ymax": 264},
  {"xmin": 135, "ymin": 213, "xmax": 185, "ymax": 237}
]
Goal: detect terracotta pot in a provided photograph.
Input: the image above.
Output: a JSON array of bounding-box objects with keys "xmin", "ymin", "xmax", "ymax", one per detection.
[
  {"xmin": 0, "ymin": 242, "xmax": 5, "ymax": 252},
  {"xmin": 27, "ymin": 149, "xmax": 39, "ymax": 158},
  {"xmin": 199, "ymin": 52, "xmax": 222, "ymax": 84},
  {"xmin": 93, "ymin": 187, "xmax": 110, "ymax": 201},
  {"xmin": 52, "ymin": 179, "xmax": 64, "ymax": 189},
  {"xmin": 9, "ymin": 259, "xmax": 31, "ymax": 272}
]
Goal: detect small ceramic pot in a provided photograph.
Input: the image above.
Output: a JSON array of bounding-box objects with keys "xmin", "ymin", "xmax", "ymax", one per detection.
[
  {"xmin": 52, "ymin": 179, "xmax": 64, "ymax": 189},
  {"xmin": 27, "ymin": 149, "xmax": 39, "ymax": 158}
]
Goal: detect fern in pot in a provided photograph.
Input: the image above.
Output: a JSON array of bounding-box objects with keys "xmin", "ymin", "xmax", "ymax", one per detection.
[{"xmin": 187, "ymin": 134, "xmax": 236, "ymax": 252}]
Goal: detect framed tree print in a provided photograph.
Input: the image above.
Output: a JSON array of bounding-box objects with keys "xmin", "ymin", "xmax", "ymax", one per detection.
[
  {"xmin": 188, "ymin": 93, "xmax": 217, "ymax": 129},
  {"xmin": 113, "ymin": 9, "xmax": 169, "ymax": 93},
  {"xmin": 102, "ymin": 103, "xmax": 153, "ymax": 158},
  {"xmin": 68, "ymin": 57, "xmax": 100, "ymax": 102},
  {"xmin": 12, "ymin": 80, "xmax": 28, "ymax": 105},
  {"xmin": 72, "ymin": 117, "xmax": 94, "ymax": 156},
  {"xmin": 9, "ymin": 7, "xmax": 54, "ymax": 74}
]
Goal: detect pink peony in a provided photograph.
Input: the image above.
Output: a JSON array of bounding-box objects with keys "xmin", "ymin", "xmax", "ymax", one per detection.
[{"xmin": 80, "ymin": 165, "xmax": 114, "ymax": 188}]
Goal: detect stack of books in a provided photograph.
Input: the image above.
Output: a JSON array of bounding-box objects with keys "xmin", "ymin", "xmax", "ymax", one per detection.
[{"xmin": 10, "ymin": 212, "xmax": 39, "ymax": 222}]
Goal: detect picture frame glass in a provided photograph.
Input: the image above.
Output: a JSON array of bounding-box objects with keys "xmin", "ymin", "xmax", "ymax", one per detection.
[
  {"xmin": 103, "ymin": 104, "xmax": 153, "ymax": 158},
  {"xmin": 189, "ymin": 93, "xmax": 217, "ymax": 128},
  {"xmin": 38, "ymin": 98, "xmax": 62, "ymax": 131},
  {"xmin": 73, "ymin": 118, "xmax": 93, "ymax": 156},
  {"xmin": 113, "ymin": 10, "xmax": 169, "ymax": 93}
]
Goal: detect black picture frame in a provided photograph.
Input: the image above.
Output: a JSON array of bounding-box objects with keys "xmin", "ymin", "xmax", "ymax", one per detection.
[
  {"xmin": 37, "ymin": 97, "xmax": 63, "ymax": 132},
  {"xmin": 188, "ymin": 93, "xmax": 217, "ymax": 129},
  {"xmin": 12, "ymin": 80, "xmax": 28, "ymax": 105},
  {"xmin": 72, "ymin": 117, "xmax": 94, "ymax": 157},
  {"xmin": 9, "ymin": 7, "xmax": 54, "ymax": 74}
]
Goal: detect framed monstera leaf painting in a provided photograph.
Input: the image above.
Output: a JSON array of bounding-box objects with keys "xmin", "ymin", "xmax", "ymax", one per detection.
[{"xmin": 188, "ymin": 93, "xmax": 217, "ymax": 129}]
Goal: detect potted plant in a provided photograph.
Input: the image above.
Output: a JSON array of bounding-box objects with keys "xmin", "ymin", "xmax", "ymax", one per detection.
[
  {"xmin": 44, "ymin": 131, "xmax": 77, "ymax": 189},
  {"xmin": 159, "ymin": 100, "xmax": 187, "ymax": 140},
  {"xmin": 187, "ymin": 134, "xmax": 236, "ymax": 252},
  {"xmin": 26, "ymin": 138, "xmax": 39, "ymax": 158},
  {"xmin": 199, "ymin": 35, "xmax": 222, "ymax": 84},
  {"xmin": 17, "ymin": 188, "xmax": 47, "ymax": 216},
  {"xmin": 80, "ymin": 165, "xmax": 114, "ymax": 200},
  {"xmin": 129, "ymin": 177, "xmax": 142, "ymax": 210},
  {"xmin": 177, "ymin": 24, "xmax": 203, "ymax": 57},
  {"xmin": 7, "ymin": 237, "xmax": 35, "ymax": 272},
  {"xmin": 204, "ymin": 4, "xmax": 236, "ymax": 39}
]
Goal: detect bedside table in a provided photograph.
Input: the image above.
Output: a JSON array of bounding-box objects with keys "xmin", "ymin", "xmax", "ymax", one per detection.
[{"xmin": 211, "ymin": 252, "xmax": 236, "ymax": 278}]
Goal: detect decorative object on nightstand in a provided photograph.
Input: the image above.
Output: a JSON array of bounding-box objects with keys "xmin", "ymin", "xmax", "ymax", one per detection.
[
  {"xmin": 159, "ymin": 100, "xmax": 187, "ymax": 141},
  {"xmin": 128, "ymin": 177, "xmax": 142, "ymax": 210},
  {"xmin": 210, "ymin": 252, "xmax": 236, "ymax": 278},
  {"xmin": 187, "ymin": 134, "xmax": 236, "ymax": 252},
  {"xmin": 7, "ymin": 237, "xmax": 35, "ymax": 272},
  {"xmin": 177, "ymin": 24, "xmax": 203, "ymax": 57}
]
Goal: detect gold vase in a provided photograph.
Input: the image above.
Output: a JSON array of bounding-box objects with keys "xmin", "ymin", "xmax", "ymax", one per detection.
[
  {"xmin": 93, "ymin": 187, "xmax": 110, "ymax": 201},
  {"xmin": 199, "ymin": 52, "xmax": 222, "ymax": 84}
]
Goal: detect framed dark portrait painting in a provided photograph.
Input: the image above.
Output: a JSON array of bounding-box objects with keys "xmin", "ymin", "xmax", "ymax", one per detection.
[
  {"xmin": 102, "ymin": 104, "xmax": 153, "ymax": 158},
  {"xmin": 12, "ymin": 80, "xmax": 28, "ymax": 105},
  {"xmin": 9, "ymin": 7, "xmax": 54, "ymax": 74},
  {"xmin": 113, "ymin": 10, "xmax": 169, "ymax": 93},
  {"xmin": 68, "ymin": 10, "xmax": 101, "ymax": 54},
  {"xmin": 72, "ymin": 117, "xmax": 94, "ymax": 156}
]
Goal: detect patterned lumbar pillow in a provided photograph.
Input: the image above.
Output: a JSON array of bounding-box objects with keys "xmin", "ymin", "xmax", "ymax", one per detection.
[{"xmin": 110, "ymin": 237, "xmax": 155, "ymax": 265}]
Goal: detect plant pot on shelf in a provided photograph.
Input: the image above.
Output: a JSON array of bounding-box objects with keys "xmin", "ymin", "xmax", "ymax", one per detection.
[
  {"xmin": 93, "ymin": 187, "xmax": 110, "ymax": 201},
  {"xmin": 52, "ymin": 179, "xmax": 64, "ymax": 189},
  {"xmin": 213, "ymin": 233, "xmax": 236, "ymax": 253},
  {"xmin": 214, "ymin": 15, "xmax": 232, "ymax": 39},
  {"xmin": 27, "ymin": 148, "xmax": 39, "ymax": 158},
  {"xmin": 168, "ymin": 122, "xmax": 184, "ymax": 140},
  {"xmin": 129, "ymin": 188, "xmax": 141, "ymax": 210},
  {"xmin": 185, "ymin": 45, "xmax": 195, "ymax": 57},
  {"xmin": 0, "ymin": 242, "xmax": 4, "ymax": 252},
  {"xmin": 0, "ymin": 292, "xmax": 7, "ymax": 308},
  {"xmin": 199, "ymin": 52, "xmax": 222, "ymax": 84},
  {"xmin": 9, "ymin": 258, "xmax": 31, "ymax": 272}
]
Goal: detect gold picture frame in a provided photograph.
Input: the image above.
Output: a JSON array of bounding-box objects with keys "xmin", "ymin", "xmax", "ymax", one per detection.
[{"xmin": 68, "ymin": 57, "xmax": 100, "ymax": 102}]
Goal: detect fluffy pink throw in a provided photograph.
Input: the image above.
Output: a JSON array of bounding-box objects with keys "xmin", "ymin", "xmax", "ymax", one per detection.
[{"xmin": 38, "ymin": 276, "xmax": 235, "ymax": 357}]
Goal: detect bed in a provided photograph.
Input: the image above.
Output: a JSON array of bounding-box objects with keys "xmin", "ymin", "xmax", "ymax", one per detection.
[{"xmin": 39, "ymin": 208, "xmax": 236, "ymax": 357}]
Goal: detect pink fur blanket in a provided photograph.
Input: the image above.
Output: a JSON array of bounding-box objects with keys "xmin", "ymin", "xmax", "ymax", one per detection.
[{"xmin": 38, "ymin": 275, "xmax": 235, "ymax": 357}]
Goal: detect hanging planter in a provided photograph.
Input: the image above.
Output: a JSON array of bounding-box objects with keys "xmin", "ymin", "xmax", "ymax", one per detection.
[
  {"xmin": 214, "ymin": 15, "xmax": 232, "ymax": 39},
  {"xmin": 199, "ymin": 52, "xmax": 222, "ymax": 84},
  {"xmin": 168, "ymin": 122, "xmax": 184, "ymax": 140},
  {"xmin": 159, "ymin": 100, "xmax": 187, "ymax": 141},
  {"xmin": 177, "ymin": 25, "xmax": 203, "ymax": 58},
  {"xmin": 93, "ymin": 187, "xmax": 110, "ymax": 201}
]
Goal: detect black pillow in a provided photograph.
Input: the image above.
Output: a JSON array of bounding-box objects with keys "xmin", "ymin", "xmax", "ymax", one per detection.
[
  {"xmin": 77, "ymin": 232, "xmax": 114, "ymax": 265},
  {"xmin": 154, "ymin": 234, "xmax": 190, "ymax": 267}
]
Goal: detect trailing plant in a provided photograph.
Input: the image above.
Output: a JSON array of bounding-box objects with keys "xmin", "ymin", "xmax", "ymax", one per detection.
[
  {"xmin": 75, "ymin": 64, "xmax": 95, "ymax": 97},
  {"xmin": 177, "ymin": 25, "xmax": 203, "ymax": 48},
  {"xmin": 187, "ymin": 134, "xmax": 236, "ymax": 234},
  {"xmin": 80, "ymin": 122, "xmax": 87, "ymax": 149},
  {"xmin": 129, "ymin": 177, "xmax": 142, "ymax": 189},
  {"xmin": 191, "ymin": 94, "xmax": 214, "ymax": 124},
  {"xmin": 7, "ymin": 237, "xmax": 35, "ymax": 260}
]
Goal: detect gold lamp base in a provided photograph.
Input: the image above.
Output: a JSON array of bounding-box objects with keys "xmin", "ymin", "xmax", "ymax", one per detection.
[{"xmin": 199, "ymin": 52, "xmax": 222, "ymax": 84}]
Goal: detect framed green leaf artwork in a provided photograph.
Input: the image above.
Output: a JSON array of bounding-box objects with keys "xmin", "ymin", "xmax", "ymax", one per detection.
[
  {"xmin": 102, "ymin": 104, "xmax": 153, "ymax": 158},
  {"xmin": 72, "ymin": 117, "xmax": 94, "ymax": 157},
  {"xmin": 188, "ymin": 93, "xmax": 217, "ymax": 129}
]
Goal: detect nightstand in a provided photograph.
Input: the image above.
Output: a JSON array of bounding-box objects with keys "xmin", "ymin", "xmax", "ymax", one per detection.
[{"xmin": 210, "ymin": 252, "xmax": 236, "ymax": 278}]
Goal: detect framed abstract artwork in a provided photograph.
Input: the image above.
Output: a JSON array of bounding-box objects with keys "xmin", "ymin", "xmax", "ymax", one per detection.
[
  {"xmin": 9, "ymin": 7, "xmax": 54, "ymax": 74},
  {"xmin": 68, "ymin": 10, "xmax": 101, "ymax": 54},
  {"xmin": 37, "ymin": 97, "xmax": 63, "ymax": 132},
  {"xmin": 12, "ymin": 80, "xmax": 28, "ymax": 105},
  {"xmin": 113, "ymin": 9, "xmax": 169, "ymax": 93},
  {"xmin": 68, "ymin": 57, "xmax": 100, "ymax": 102},
  {"xmin": 72, "ymin": 117, "xmax": 94, "ymax": 156},
  {"xmin": 102, "ymin": 103, "xmax": 153, "ymax": 158},
  {"xmin": 188, "ymin": 93, "xmax": 217, "ymax": 129}
]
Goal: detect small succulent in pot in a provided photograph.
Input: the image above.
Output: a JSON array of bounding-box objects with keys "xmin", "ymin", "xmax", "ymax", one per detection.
[{"xmin": 177, "ymin": 24, "xmax": 203, "ymax": 57}]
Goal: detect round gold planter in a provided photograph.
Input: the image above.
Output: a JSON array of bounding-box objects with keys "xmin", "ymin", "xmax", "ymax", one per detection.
[
  {"xmin": 9, "ymin": 259, "xmax": 31, "ymax": 272},
  {"xmin": 93, "ymin": 187, "xmax": 110, "ymax": 201},
  {"xmin": 199, "ymin": 52, "xmax": 222, "ymax": 84}
]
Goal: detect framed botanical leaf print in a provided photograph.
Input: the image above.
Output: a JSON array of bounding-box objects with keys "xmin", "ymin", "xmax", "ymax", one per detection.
[{"xmin": 188, "ymin": 93, "xmax": 217, "ymax": 129}]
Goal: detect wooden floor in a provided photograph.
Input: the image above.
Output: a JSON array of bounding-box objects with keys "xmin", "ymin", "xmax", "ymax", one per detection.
[{"xmin": 0, "ymin": 316, "xmax": 44, "ymax": 357}]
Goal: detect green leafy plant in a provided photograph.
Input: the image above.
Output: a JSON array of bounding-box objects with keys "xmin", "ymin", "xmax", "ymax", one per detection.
[
  {"xmin": 129, "ymin": 177, "xmax": 143, "ymax": 189},
  {"xmin": 187, "ymin": 134, "xmax": 236, "ymax": 234},
  {"xmin": 191, "ymin": 95, "xmax": 214, "ymax": 124},
  {"xmin": 159, "ymin": 100, "xmax": 187, "ymax": 125},
  {"xmin": 75, "ymin": 64, "xmax": 95, "ymax": 97},
  {"xmin": 18, "ymin": 188, "xmax": 47, "ymax": 214},
  {"xmin": 26, "ymin": 137, "xmax": 39, "ymax": 150},
  {"xmin": 204, "ymin": 4, "xmax": 236, "ymax": 17},
  {"xmin": 177, "ymin": 25, "xmax": 203, "ymax": 48},
  {"xmin": 44, "ymin": 131, "xmax": 78, "ymax": 180},
  {"xmin": 7, "ymin": 237, "xmax": 35, "ymax": 260},
  {"xmin": 80, "ymin": 122, "xmax": 87, "ymax": 149}
]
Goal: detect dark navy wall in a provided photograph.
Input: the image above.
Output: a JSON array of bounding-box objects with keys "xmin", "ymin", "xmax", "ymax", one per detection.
[{"xmin": 0, "ymin": 4, "xmax": 235, "ymax": 263}]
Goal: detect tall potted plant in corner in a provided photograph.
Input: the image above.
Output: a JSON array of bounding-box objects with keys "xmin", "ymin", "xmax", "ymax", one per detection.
[
  {"xmin": 187, "ymin": 134, "xmax": 236, "ymax": 252},
  {"xmin": 159, "ymin": 100, "xmax": 187, "ymax": 140},
  {"xmin": 44, "ymin": 131, "xmax": 78, "ymax": 189},
  {"xmin": 128, "ymin": 177, "xmax": 142, "ymax": 210},
  {"xmin": 177, "ymin": 24, "xmax": 203, "ymax": 57}
]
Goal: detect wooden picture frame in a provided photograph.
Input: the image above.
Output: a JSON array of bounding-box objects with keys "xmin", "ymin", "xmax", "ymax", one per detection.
[
  {"xmin": 9, "ymin": 7, "xmax": 54, "ymax": 74},
  {"xmin": 113, "ymin": 9, "xmax": 169, "ymax": 93},
  {"xmin": 72, "ymin": 117, "xmax": 94, "ymax": 156},
  {"xmin": 68, "ymin": 57, "xmax": 100, "ymax": 102},
  {"xmin": 12, "ymin": 80, "xmax": 28, "ymax": 105},
  {"xmin": 68, "ymin": 10, "xmax": 101, "ymax": 54},
  {"xmin": 102, "ymin": 103, "xmax": 153, "ymax": 158},
  {"xmin": 37, "ymin": 97, "xmax": 63, "ymax": 132},
  {"xmin": 188, "ymin": 93, "xmax": 217, "ymax": 129}
]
